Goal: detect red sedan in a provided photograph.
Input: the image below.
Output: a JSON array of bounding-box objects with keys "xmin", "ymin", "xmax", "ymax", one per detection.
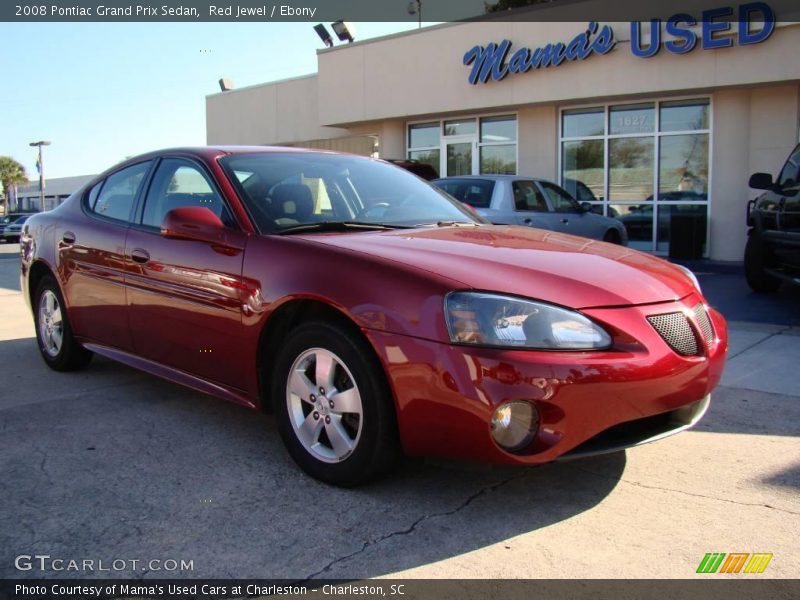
[{"xmin": 20, "ymin": 147, "xmax": 727, "ymax": 486}]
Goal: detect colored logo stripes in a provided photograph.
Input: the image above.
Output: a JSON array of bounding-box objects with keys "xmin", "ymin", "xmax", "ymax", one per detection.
[{"xmin": 697, "ymin": 553, "xmax": 773, "ymax": 574}]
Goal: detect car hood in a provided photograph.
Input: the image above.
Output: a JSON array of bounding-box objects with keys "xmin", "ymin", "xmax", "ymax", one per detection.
[{"xmin": 302, "ymin": 225, "xmax": 695, "ymax": 309}]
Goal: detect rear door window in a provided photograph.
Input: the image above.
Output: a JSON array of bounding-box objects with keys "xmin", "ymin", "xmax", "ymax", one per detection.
[{"xmin": 89, "ymin": 161, "xmax": 153, "ymax": 222}]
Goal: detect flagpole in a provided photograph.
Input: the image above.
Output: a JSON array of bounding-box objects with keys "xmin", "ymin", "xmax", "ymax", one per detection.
[{"xmin": 29, "ymin": 141, "xmax": 50, "ymax": 211}]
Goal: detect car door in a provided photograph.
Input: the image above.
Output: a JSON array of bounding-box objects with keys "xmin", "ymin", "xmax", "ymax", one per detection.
[
  {"xmin": 124, "ymin": 157, "xmax": 250, "ymax": 389},
  {"xmin": 60, "ymin": 160, "xmax": 153, "ymax": 350},
  {"xmin": 538, "ymin": 181, "xmax": 597, "ymax": 237},
  {"xmin": 510, "ymin": 180, "xmax": 555, "ymax": 229}
]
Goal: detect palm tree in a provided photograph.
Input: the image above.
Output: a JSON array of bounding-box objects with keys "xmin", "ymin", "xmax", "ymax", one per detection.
[{"xmin": 0, "ymin": 156, "xmax": 28, "ymax": 214}]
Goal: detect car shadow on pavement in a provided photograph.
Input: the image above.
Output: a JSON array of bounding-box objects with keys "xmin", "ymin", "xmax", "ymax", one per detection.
[{"xmin": 0, "ymin": 338, "xmax": 625, "ymax": 580}]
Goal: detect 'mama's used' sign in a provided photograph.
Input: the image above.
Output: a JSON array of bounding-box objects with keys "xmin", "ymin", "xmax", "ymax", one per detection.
[{"xmin": 463, "ymin": 2, "xmax": 775, "ymax": 85}]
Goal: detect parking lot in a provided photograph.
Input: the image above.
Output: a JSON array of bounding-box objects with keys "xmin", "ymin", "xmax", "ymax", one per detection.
[{"xmin": 0, "ymin": 243, "xmax": 798, "ymax": 580}]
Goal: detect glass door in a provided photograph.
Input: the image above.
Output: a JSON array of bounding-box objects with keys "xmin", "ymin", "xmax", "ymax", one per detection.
[{"xmin": 443, "ymin": 135, "xmax": 477, "ymax": 176}]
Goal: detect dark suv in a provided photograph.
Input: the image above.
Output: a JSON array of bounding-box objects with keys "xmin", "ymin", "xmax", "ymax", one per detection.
[
  {"xmin": 745, "ymin": 144, "xmax": 800, "ymax": 292},
  {"xmin": 384, "ymin": 159, "xmax": 439, "ymax": 181}
]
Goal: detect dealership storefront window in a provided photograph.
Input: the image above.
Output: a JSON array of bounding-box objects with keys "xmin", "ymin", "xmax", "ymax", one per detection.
[
  {"xmin": 408, "ymin": 115, "xmax": 517, "ymax": 178},
  {"xmin": 560, "ymin": 98, "xmax": 710, "ymax": 256}
]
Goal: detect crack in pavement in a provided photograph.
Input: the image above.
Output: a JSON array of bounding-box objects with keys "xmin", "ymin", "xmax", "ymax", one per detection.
[
  {"xmin": 565, "ymin": 463, "xmax": 800, "ymax": 515},
  {"xmin": 299, "ymin": 470, "xmax": 531, "ymax": 582},
  {"xmin": 30, "ymin": 441, "xmax": 54, "ymax": 487}
]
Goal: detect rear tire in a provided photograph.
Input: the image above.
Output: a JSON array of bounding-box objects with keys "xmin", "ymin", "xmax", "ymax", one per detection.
[
  {"xmin": 272, "ymin": 320, "xmax": 400, "ymax": 486},
  {"xmin": 744, "ymin": 235, "xmax": 781, "ymax": 293},
  {"xmin": 603, "ymin": 229, "xmax": 622, "ymax": 245},
  {"xmin": 34, "ymin": 274, "xmax": 93, "ymax": 371}
]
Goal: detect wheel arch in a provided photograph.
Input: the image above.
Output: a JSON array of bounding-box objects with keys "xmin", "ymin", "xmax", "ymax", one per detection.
[
  {"xmin": 27, "ymin": 259, "xmax": 57, "ymax": 309},
  {"xmin": 255, "ymin": 298, "xmax": 395, "ymax": 416}
]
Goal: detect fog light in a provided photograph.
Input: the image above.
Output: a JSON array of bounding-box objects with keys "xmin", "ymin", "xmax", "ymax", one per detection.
[{"xmin": 490, "ymin": 401, "xmax": 538, "ymax": 452}]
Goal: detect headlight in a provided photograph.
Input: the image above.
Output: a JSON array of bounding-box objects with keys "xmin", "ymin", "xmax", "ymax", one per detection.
[
  {"xmin": 674, "ymin": 264, "xmax": 701, "ymax": 293},
  {"xmin": 444, "ymin": 292, "xmax": 612, "ymax": 350}
]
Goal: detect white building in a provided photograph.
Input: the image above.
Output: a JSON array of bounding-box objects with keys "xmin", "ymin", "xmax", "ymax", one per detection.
[
  {"xmin": 206, "ymin": 4, "xmax": 800, "ymax": 261},
  {"xmin": 14, "ymin": 174, "xmax": 95, "ymax": 212}
]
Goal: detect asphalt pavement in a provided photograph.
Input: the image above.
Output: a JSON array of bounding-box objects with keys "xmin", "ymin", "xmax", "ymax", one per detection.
[{"xmin": 0, "ymin": 244, "xmax": 797, "ymax": 579}]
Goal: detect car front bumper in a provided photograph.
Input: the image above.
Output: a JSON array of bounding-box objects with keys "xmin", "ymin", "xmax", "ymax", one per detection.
[{"xmin": 365, "ymin": 293, "xmax": 727, "ymax": 464}]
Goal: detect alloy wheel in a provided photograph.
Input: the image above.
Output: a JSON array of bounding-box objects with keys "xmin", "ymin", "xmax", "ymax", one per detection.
[
  {"xmin": 38, "ymin": 289, "xmax": 64, "ymax": 357},
  {"xmin": 285, "ymin": 347, "xmax": 364, "ymax": 463}
]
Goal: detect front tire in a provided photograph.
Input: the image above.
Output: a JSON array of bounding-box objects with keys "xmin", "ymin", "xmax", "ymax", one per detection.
[
  {"xmin": 272, "ymin": 321, "xmax": 400, "ymax": 486},
  {"xmin": 34, "ymin": 275, "xmax": 93, "ymax": 371},
  {"xmin": 744, "ymin": 235, "xmax": 781, "ymax": 293}
]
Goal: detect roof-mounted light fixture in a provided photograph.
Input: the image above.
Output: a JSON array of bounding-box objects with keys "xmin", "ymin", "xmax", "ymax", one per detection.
[
  {"xmin": 313, "ymin": 23, "xmax": 334, "ymax": 48},
  {"xmin": 331, "ymin": 21, "xmax": 355, "ymax": 43}
]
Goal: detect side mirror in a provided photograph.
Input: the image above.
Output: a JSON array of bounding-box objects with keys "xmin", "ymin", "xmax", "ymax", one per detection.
[
  {"xmin": 161, "ymin": 207, "xmax": 227, "ymax": 244},
  {"xmin": 748, "ymin": 172, "xmax": 774, "ymax": 190},
  {"xmin": 580, "ymin": 201, "xmax": 593, "ymax": 213}
]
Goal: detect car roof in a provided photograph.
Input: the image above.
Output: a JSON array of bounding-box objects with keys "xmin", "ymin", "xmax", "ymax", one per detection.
[
  {"xmin": 120, "ymin": 145, "xmax": 341, "ymax": 163},
  {"xmin": 93, "ymin": 145, "xmax": 375, "ymax": 182}
]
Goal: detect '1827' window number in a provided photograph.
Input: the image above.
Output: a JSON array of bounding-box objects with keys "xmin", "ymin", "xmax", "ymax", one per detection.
[{"xmin": 617, "ymin": 116, "xmax": 647, "ymax": 128}]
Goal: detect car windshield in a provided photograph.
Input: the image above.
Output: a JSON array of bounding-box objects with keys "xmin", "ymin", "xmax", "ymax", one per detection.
[{"xmin": 219, "ymin": 153, "xmax": 479, "ymax": 233}]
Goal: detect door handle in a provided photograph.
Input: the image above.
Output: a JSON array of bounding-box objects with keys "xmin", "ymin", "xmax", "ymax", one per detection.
[
  {"xmin": 130, "ymin": 248, "xmax": 150, "ymax": 264},
  {"xmin": 523, "ymin": 218, "xmax": 533, "ymax": 225},
  {"xmin": 560, "ymin": 218, "xmax": 569, "ymax": 224},
  {"xmin": 62, "ymin": 231, "xmax": 76, "ymax": 244}
]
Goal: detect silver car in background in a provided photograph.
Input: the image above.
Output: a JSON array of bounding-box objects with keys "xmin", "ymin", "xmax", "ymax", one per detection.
[
  {"xmin": 0, "ymin": 213, "xmax": 31, "ymax": 243},
  {"xmin": 432, "ymin": 175, "xmax": 627, "ymax": 244}
]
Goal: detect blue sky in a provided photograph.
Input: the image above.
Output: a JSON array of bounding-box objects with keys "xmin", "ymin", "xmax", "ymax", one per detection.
[{"xmin": 0, "ymin": 22, "xmax": 424, "ymax": 180}]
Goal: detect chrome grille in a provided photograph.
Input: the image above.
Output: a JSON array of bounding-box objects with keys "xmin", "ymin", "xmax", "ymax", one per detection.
[
  {"xmin": 692, "ymin": 303, "xmax": 714, "ymax": 343},
  {"xmin": 647, "ymin": 312, "xmax": 698, "ymax": 356}
]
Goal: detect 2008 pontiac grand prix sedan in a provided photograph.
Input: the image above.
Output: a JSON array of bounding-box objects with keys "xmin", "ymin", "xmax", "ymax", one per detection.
[{"xmin": 20, "ymin": 147, "xmax": 727, "ymax": 486}]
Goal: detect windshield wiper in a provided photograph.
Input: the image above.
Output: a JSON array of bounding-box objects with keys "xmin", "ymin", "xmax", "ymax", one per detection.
[
  {"xmin": 416, "ymin": 221, "xmax": 482, "ymax": 228},
  {"xmin": 274, "ymin": 221, "xmax": 415, "ymax": 235}
]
